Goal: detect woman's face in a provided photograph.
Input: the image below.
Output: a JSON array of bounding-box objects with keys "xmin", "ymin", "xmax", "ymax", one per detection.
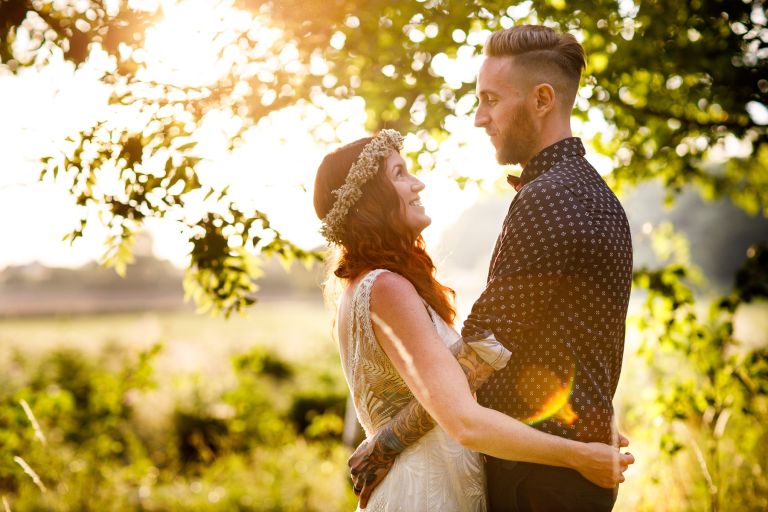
[{"xmin": 383, "ymin": 150, "xmax": 431, "ymax": 235}]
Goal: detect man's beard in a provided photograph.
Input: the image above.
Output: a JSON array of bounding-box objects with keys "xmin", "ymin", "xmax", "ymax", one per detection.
[{"xmin": 495, "ymin": 105, "xmax": 538, "ymax": 166}]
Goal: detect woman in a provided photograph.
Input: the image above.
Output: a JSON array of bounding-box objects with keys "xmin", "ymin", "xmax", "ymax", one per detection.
[{"xmin": 313, "ymin": 130, "xmax": 633, "ymax": 511}]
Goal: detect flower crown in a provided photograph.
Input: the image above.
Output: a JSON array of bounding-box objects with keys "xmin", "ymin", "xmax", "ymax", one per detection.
[{"xmin": 320, "ymin": 129, "xmax": 404, "ymax": 245}]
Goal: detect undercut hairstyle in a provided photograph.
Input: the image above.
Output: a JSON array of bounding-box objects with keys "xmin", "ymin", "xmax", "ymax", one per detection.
[{"xmin": 484, "ymin": 25, "xmax": 586, "ymax": 109}]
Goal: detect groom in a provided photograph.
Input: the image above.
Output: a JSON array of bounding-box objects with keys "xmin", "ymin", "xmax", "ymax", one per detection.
[{"xmin": 349, "ymin": 25, "xmax": 633, "ymax": 511}]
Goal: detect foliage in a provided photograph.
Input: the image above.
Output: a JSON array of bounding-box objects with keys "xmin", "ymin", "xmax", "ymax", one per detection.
[
  {"xmin": 0, "ymin": 341, "xmax": 355, "ymax": 511},
  {"xmin": 2, "ymin": 2, "xmax": 767, "ymax": 507},
  {"xmin": 628, "ymin": 227, "xmax": 768, "ymax": 511},
  {"xmin": 1, "ymin": 0, "xmax": 765, "ymax": 312}
]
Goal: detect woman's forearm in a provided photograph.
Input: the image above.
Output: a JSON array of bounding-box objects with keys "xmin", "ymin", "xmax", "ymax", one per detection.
[{"xmin": 452, "ymin": 404, "xmax": 587, "ymax": 469}]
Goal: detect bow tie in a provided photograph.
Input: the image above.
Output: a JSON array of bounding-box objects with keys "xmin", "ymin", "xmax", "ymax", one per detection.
[{"xmin": 507, "ymin": 174, "xmax": 524, "ymax": 192}]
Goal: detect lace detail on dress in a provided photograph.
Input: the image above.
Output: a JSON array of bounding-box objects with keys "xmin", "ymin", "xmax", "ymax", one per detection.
[
  {"xmin": 346, "ymin": 269, "xmax": 413, "ymax": 436},
  {"xmin": 341, "ymin": 269, "xmax": 486, "ymax": 512}
]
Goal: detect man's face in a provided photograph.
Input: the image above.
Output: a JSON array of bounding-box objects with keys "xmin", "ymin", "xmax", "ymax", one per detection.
[{"xmin": 475, "ymin": 57, "xmax": 539, "ymax": 166}]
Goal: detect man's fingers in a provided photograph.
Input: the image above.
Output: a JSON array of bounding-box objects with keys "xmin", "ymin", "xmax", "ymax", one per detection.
[
  {"xmin": 621, "ymin": 452, "xmax": 635, "ymax": 465},
  {"xmin": 617, "ymin": 433, "xmax": 630, "ymax": 448}
]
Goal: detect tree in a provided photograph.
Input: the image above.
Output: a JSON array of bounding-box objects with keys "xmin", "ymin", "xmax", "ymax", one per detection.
[
  {"xmin": 1, "ymin": 0, "xmax": 766, "ymax": 314},
  {"xmin": 630, "ymin": 227, "xmax": 768, "ymax": 511}
]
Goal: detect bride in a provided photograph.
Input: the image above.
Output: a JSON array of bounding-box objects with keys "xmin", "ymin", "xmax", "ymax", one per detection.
[{"xmin": 313, "ymin": 129, "xmax": 633, "ymax": 511}]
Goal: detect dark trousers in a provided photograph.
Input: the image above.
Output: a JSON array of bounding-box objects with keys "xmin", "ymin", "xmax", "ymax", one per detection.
[{"xmin": 484, "ymin": 457, "xmax": 617, "ymax": 512}]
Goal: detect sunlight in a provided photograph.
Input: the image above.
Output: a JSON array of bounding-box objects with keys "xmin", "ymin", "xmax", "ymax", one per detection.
[
  {"xmin": 139, "ymin": 0, "xmax": 239, "ymax": 86},
  {"xmin": 138, "ymin": 0, "xmax": 280, "ymax": 88},
  {"xmin": 1, "ymin": 0, "xmax": 505, "ymax": 271},
  {"xmin": 130, "ymin": 0, "xmax": 488, "ymax": 266}
]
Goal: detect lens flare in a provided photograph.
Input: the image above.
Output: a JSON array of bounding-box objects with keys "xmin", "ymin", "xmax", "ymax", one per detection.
[{"xmin": 519, "ymin": 363, "xmax": 578, "ymax": 427}]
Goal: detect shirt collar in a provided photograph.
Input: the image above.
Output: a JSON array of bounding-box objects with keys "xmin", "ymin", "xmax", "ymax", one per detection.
[{"xmin": 507, "ymin": 137, "xmax": 586, "ymax": 191}]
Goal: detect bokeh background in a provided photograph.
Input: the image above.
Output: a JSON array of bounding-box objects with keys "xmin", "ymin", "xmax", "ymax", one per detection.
[{"xmin": 1, "ymin": 1, "xmax": 767, "ymax": 510}]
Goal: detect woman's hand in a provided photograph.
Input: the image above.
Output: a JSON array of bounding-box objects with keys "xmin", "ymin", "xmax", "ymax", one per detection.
[
  {"xmin": 574, "ymin": 435, "xmax": 635, "ymax": 488},
  {"xmin": 348, "ymin": 435, "xmax": 397, "ymax": 508}
]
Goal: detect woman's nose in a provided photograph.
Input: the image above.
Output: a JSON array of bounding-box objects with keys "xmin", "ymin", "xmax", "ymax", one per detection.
[{"xmin": 412, "ymin": 179, "xmax": 425, "ymax": 192}]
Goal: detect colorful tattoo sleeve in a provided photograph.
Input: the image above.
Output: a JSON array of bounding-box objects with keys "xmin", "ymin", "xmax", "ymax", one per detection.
[{"xmin": 374, "ymin": 332, "xmax": 510, "ymax": 454}]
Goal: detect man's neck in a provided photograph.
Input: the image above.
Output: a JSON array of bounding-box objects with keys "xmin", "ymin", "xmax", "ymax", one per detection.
[{"xmin": 521, "ymin": 124, "xmax": 573, "ymax": 168}]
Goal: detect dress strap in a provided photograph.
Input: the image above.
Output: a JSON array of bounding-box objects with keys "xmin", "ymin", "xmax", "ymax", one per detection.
[{"xmin": 349, "ymin": 269, "xmax": 391, "ymax": 353}]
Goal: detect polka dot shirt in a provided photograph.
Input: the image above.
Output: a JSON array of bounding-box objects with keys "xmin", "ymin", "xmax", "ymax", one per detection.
[{"xmin": 462, "ymin": 137, "xmax": 633, "ymax": 444}]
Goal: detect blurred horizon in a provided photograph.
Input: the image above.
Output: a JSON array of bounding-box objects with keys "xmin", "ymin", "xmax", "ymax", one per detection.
[{"xmin": 3, "ymin": 178, "xmax": 766, "ymax": 319}]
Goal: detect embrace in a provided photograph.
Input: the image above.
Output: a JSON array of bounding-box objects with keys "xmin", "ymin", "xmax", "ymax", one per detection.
[{"xmin": 313, "ymin": 25, "xmax": 635, "ymax": 512}]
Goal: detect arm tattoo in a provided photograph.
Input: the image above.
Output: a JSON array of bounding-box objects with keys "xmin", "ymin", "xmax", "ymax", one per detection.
[{"xmin": 374, "ymin": 338, "xmax": 500, "ymax": 455}]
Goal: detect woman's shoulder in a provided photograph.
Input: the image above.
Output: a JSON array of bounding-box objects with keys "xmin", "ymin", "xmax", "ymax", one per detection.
[
  {"xmin": 367, "ymin": 268, "xmax": 414, "ymax": 293},
  {"xmin": 368, "ymin": 270, "xmax": 421, "ymax": 312}
]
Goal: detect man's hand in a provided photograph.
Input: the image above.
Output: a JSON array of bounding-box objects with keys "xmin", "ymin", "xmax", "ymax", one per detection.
[
  {"xmin": 348, "ymin": 435, "xmax": 397, "ymax": 508},
  {"xmin": 574, "ymin": 435, "xmax": 635, "ymax": 489}
]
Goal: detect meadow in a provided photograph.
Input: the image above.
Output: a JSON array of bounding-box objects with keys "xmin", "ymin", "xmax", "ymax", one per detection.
[
  {"xmin": 1, "ymin": 298, "xmax": 766, "ymax": 511},
  {"xmin": 0, "ymin": 301, "xmax": 358, "ymax": 511}
]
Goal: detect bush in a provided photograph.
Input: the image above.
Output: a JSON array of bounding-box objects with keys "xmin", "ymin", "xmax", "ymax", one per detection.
[{"xmin": 0, "ymin": 342, "xmax": 356, "ymax": 511}]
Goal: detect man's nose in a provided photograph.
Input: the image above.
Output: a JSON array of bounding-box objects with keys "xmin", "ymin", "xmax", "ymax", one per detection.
[{"xmin": 474, "ymin": 107, "xmax": 488, "ymax": 128}]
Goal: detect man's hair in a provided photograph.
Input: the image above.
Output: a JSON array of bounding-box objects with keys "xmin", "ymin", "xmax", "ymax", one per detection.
[{"xmin": 484, "ymin": 25, "xmax": 586, "ymax": 108}]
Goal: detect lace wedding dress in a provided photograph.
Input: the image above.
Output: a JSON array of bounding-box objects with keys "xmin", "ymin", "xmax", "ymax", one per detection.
[{"xmin": 340, "ymin": 269, "xmax": 487, "ymax": 512}]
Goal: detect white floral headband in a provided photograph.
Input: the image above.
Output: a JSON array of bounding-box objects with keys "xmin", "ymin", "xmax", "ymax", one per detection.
[{"xmin": 320, "ymin": 129, "xmax": 404, "ymax": 245}]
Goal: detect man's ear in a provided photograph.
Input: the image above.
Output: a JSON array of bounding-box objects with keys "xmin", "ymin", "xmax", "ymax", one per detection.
[{"xmin": 532, "ymin": 83, "xmax": 556, "ymax": 116}]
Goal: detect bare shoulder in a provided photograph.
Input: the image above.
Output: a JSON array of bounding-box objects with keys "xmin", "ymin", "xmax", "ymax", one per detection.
[
  {"xmin": 369, "ymin": 271, "xmax": 421, "ymax": 314},
  {"xmin": 368, "ymin": 271, "xmax": 439, "ymax": 357}
]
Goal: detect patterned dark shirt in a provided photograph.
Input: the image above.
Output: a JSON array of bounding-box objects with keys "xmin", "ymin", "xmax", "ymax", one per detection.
[{"xmin": 461, "ymin": 137, "xmax": 633, "ymax": 444}]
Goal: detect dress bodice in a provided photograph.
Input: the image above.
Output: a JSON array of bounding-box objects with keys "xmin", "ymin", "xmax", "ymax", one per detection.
[
  {"xmin": 341, "ymin": 269, "xmax": 457, "ymax": 436},
  {"xmin": 339, "ymin": 269, "xmax": 486, "ymax": 512}
]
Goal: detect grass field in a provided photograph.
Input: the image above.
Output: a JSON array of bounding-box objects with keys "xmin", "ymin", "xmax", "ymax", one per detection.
[
  {"xmin": 0, "ymin": 299, "xmax": 361, "ymax": 511},
  {"xmin": 1, "ymin": 299, "xmax": 765, "ymax": 511}
]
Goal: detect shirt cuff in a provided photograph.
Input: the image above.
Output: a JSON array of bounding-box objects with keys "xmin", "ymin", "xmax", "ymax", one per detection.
[{"xmin": 463, "ymin": 330, "xmax": 512, "ymax": 371}]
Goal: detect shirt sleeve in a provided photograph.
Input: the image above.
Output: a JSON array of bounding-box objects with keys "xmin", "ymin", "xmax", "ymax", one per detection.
[{"xmin": 460, "ymin": 178, "xmax": 587, "ymax": 352}]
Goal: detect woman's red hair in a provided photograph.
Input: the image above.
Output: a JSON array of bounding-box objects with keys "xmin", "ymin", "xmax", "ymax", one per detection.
[{"xmin": 314, "ymin": 137, "xmax": 456, "ymax": 325}]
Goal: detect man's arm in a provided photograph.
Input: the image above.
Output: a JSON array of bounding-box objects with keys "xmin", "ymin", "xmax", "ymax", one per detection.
[{"xmin": 349, "ymin": 333, "xmax": 508, "ymax": 507}]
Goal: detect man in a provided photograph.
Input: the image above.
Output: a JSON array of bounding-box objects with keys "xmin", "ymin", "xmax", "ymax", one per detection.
[{"xmin": 349, "ymin": 25, "xmax": 633, "ymax": 511}]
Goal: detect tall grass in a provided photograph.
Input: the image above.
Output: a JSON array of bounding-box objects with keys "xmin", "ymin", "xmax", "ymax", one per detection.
[{"xmin": 0, "ymin": 306, "xmax": 357, "ymax": 511}]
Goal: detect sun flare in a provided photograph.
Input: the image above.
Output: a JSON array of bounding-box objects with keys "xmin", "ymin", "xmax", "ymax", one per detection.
[{"xmin": 138, "ymin": 0, "xmax": 277, "ymax": 88}]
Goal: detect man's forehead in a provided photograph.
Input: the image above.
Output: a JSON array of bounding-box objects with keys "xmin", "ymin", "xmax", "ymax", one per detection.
[{"xmin": 476, "ymin": 56, "xmax": 519, "ymax": 93}]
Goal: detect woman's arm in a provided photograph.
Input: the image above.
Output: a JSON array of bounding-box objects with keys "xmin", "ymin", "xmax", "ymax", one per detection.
[
  {"xmin": 349, "ymin": 335, "xmax": 502, "ymax": 507},
  {"xmin": 353, "ymin": 273, "xmax": 633, "ymax": 496}
]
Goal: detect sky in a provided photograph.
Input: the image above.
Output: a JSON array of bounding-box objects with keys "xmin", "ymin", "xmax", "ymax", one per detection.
[
  {"xmin": 0, "ymin": 62, "xmax": 618, "ymax": 273},
  {"xmin": 0, "ymin": 63, "xmax": 497, "ymax": 270},
  {"xmin": 0, "ymin": 0, "xmax": 502, "ymax": 270}
]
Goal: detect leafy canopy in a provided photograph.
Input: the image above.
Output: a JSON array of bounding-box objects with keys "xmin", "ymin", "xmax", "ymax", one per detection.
[{"xmin": 1, "ymin": 0, "xmax": 766, "ymax": 314}]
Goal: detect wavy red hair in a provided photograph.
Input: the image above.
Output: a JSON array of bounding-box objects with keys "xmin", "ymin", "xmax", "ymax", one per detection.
[{"xmin": 314, "ymin": 136, "xmax": 456, "ymax": 325}]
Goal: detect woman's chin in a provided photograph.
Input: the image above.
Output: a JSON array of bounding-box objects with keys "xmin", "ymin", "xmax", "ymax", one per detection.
[{"xmin": 415, "ymin": 216, "xmax": 432, "ymax": 234}]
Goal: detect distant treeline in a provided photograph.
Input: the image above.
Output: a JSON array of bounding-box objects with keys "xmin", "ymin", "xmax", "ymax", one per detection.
[{"xmin": 0, "ymin": 254, "xmax": 324, "ymax": 316}]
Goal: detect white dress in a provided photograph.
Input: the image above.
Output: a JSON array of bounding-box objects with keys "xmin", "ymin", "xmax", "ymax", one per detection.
[{"xmin": 340, "ymin": 269, "xmax": 487, "ymax": 512}]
